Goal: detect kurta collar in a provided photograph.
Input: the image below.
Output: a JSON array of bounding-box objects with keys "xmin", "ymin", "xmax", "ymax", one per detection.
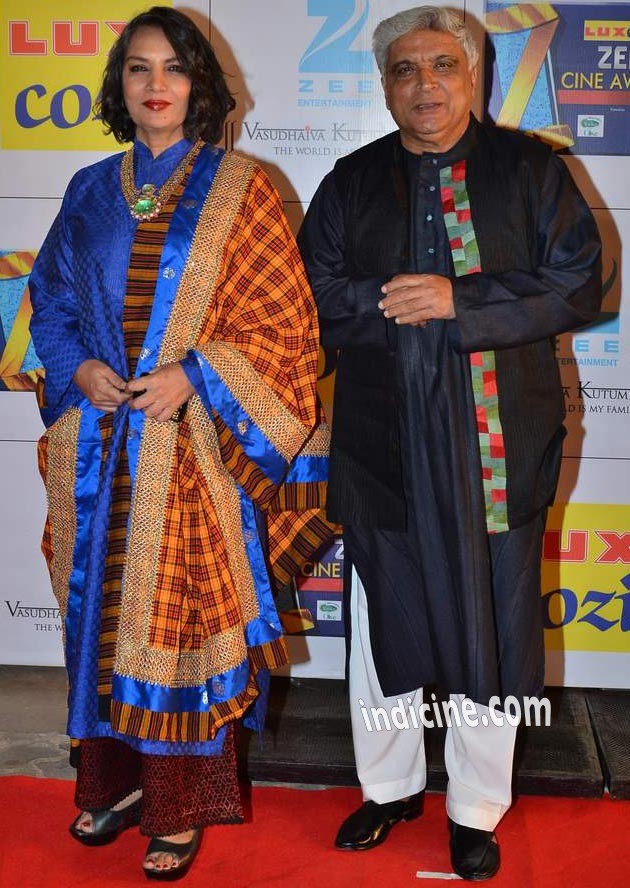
[
  {"xmin": 132, "ymin": 138, "xmax": 195, "ymax": 188},
  {"xmin": 399, "ymin": 114, "xmax": 479, "ymax": 169}
]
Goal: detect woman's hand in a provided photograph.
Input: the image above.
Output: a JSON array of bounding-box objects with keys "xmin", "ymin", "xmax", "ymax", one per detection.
[
  {"xmin": 73, "ymin": 359, "xmax": 130, "ymax": 412},
  {"xmin": 126, "ymin": 362, "xmax": 194, "ymax": 423}
]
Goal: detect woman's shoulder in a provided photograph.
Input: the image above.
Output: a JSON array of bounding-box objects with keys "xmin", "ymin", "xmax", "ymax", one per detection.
[
  {"xmin": 215, "ymin": 150, "xmax": 282, "ymax": 200},
  {"xmin": 66, "ymin": 150, "xmax": 127, "ymax": 193},
  {"xmin": 219, "ymin": 149, "xmax": 259, "ymax": 178}
]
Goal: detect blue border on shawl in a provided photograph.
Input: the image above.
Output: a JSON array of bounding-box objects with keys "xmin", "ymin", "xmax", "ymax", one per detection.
[
  {"xmin": 283, "ymin": 452, "xmax": 328, "ymax": 483},
  {"xmin": 63, "ymin": 402, "xmax": 104, "ymax": 677},
  {"xmin": 191, "ymin": 352, "xmax": 289, "ymax": 486},
  {"xmin": 239, "ymin": 488, "xmax": 284, "ymax": 639},
  {"xmin": 111, "ymin": 662, "xmax": 250, "ymax": 712}
]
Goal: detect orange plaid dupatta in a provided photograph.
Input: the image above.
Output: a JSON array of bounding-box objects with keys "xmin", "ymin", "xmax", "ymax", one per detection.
[{"xmin": 189, "ymin": 159, "xmax": 335, "ymax": 594}]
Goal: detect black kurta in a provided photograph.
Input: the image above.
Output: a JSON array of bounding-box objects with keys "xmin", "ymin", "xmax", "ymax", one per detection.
[{"xmin": 299, "ymin": 117, "xmax": 602, "ymax": 703}]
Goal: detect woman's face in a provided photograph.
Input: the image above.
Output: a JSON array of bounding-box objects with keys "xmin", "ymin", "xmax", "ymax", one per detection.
[{"xmin": 122, "ymin": 26, "xmax": 192, "ymax": 152}]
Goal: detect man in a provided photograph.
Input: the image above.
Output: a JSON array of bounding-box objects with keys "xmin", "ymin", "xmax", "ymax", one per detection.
[{"xmin": 298, "ymin": 6, "xmax": 602, "ymax": 881}]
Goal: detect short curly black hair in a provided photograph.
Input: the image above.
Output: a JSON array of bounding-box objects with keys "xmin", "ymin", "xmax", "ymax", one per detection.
[{"xmin": 97, "ymin": 6, "xmax": 235, "ymax": 144}]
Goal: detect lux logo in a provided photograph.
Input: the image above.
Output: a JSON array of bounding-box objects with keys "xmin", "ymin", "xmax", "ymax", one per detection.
[
  {"xmin": 584, "ymin": 23, "xmax": 630, "ymax": 40},
  {"xmin": 8, "ymin": 20, "xmax": 126, "ymax": 56},
  {"xmin": 543, "ymin": 530, "xmax": 630, "ymax": 564}
]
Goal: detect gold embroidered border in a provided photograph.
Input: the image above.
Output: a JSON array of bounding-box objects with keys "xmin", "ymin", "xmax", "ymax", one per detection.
[
  {"xmin": 115, "ymin": 152, "xmax": 263, "ymax": 687},
  {"xmin": 40, "ymin": 408, "xmax": 81, "ymax": 618},
  {"xmin": 196, "ymin": 340, "xmax": 308, "ymax": 462},
  {"xmin": 121, "ymin": 623, "xmax": 247, "ymax": 687},
  {"xmin": 301, "ymin": 421, "xmax": 331, "ymax": 458}
]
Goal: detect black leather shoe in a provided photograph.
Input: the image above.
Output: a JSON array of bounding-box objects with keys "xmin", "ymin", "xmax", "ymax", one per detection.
[
  {"xmin": 143, "ymin": 829, "xmax": 202, "ymax": 881},
  {"xmin": 448, "ymin": 818, "xmax": 500, "ymax": 880},
  {"xmin": 335, "ymin": 792, "xmax": 424, "ymax": 851},
  {"xmin": 69, "ymin": 798, "xmax": 142, "ymax": 846}
]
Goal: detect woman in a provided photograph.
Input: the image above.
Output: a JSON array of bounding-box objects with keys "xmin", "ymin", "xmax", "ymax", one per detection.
[{"xmin": 29, "ymin": 6, "xmax": 330, "ymax": 880}]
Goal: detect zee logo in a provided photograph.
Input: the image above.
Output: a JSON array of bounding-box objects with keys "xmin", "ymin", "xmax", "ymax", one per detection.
[{"xmin": 299, "ymin": 0, "xmax": 373, "ymax": 73}]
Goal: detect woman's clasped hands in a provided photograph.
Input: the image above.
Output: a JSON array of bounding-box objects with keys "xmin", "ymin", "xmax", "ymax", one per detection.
[{"xmin": 73, "ymin": 359, "xmax": 193, "ymax": 422}]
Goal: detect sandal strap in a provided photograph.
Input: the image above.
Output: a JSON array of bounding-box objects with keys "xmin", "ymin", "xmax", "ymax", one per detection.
[
  {"xmin": 145, "ymin": 830, "xmax": 200, "ymax": 861},
  {"xmin": 80, "ymin": 797, "xmax": 142, "ymax": 834},
  {"xmin": 89, "ymin": 808, "xmax": 125, "ymax": 833}
]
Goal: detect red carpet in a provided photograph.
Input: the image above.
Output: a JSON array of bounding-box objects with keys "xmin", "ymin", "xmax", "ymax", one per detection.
[{"xmin": 1, "ymin": 777, "xmax": 629, "ymax": 887}]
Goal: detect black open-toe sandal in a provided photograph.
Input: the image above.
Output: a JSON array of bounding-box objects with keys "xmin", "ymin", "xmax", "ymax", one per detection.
[
  {"xmin": 143, "ymin": 829, "xmax": 202, "ymax": 881},
  {"xmin": 69, "ymin": 797, "xmax": 142, "ymax": 846}
]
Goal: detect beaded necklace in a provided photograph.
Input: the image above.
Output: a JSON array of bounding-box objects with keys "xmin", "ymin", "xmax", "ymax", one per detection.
[{"xmin": 120, "ymin": 139, "xmax": 203, "ymax": 221}]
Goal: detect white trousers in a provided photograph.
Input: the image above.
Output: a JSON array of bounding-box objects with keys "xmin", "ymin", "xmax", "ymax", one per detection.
[{"xmin": 349, "ymin": 569, "xmax": 517, "ymax": 831}]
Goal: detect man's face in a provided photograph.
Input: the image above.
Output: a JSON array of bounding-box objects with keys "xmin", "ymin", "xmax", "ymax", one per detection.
[{"xmin": 383, "ymin": 28, "xmax": 477, "ymax": 154}]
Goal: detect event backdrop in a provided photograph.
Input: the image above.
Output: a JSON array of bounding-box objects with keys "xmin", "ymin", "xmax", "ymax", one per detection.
[{"xmin": 1, "ymin": 0, "xmax": 628, "ymax": 687}]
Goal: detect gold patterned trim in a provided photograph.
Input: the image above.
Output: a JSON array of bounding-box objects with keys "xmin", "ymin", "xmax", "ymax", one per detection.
[
  {"xmin": 119, "ymin": 624, "xmax": 247, "ymax": 687},
  {"xmin": 196, "ymin": 340, "xmax": 309, "ymax": 462},
  {"xmin": 111, "ymin": 637, "xmax": 289, "ymax": 742},
  {"xmin": 39, "ymin": 408, "xmax": 81, "ymax": 618},
  {"xmin": 300, "ymin": 422, "xmax": 331, "ymax": 458}
]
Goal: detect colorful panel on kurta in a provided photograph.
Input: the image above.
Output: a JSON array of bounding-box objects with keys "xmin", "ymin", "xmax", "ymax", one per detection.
[{"xmin": 440, "ymin": 160, "xmax": 508, "ymax": 533}]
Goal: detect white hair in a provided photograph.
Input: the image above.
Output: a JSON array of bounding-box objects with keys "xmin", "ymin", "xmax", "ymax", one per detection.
[{"xmin": 373, "ymin": 6, "xmax": 479, "ymax": 77}]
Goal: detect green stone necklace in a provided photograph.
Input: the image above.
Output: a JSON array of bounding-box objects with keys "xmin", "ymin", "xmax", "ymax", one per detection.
[{"xmin": 120, "ymin": 140, "xmax": 203, "ymax": 221}]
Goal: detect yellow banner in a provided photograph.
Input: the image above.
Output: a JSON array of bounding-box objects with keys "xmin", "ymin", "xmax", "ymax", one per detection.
[
  {"xmin": 584, "ymin": 21, "xmax": 630, "ymax": 41},
  {"xmin": 485, "ymin": 3, "xmax": 558, "ymax": 34},
  {"xmin": 0, "ymin": 0, "xmax": 172, "ymax": 150},
  {"xmin": 542, "ymin": 504, "xmax": 630, "ymax": 653}
]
